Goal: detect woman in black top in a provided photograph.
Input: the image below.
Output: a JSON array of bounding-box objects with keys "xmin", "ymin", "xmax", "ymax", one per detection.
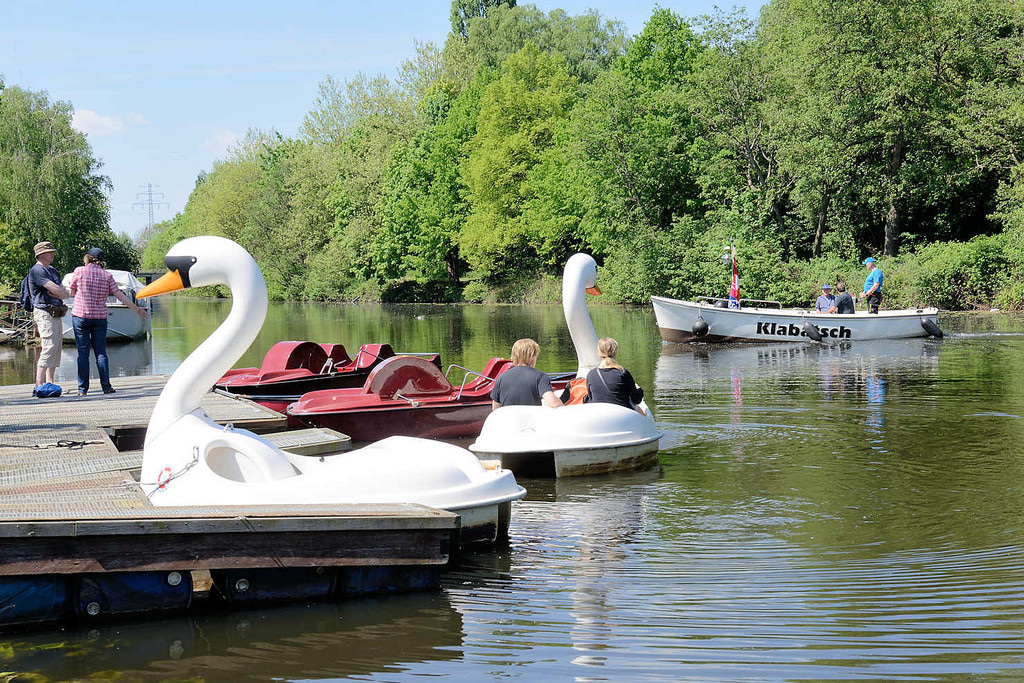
[{"xmin": 585, "ymin": 337, "xmax": 644, "ymax": 411}]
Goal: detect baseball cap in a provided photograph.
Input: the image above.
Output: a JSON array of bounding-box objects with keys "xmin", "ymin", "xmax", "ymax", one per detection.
[
  {"xmin": 33, "ymin": 241, "xmax": 56, "ymax": 257},
  {"xmin": 821, "ymin": 283, "xmax": 831, "ymax": 290},
  {"xmin": 86, "ymin": 247, "xmax": 105, "ymax": 260},
  {"xmin": 863, "ymin": 257, "xmax": 876, "ymax": 265}
]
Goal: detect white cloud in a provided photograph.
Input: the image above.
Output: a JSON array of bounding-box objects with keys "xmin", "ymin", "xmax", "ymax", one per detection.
[
  {"xmin": 72, "ymin": 109, "xmax": 149, "ymax": 136},
  {"xmin": 202, "ymin": 127, "xmax": 240, "ymax": 158}
]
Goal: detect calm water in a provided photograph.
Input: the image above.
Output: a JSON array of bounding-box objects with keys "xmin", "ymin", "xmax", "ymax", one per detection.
[{"xmin": 4, "ymin": 300, "xmax": 1024, "ymax": 681}]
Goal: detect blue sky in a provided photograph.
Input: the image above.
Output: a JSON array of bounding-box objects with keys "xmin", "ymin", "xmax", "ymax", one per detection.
[{"xmin": 2, "ymin": 1, "xmax": 765, "ymax": 239}]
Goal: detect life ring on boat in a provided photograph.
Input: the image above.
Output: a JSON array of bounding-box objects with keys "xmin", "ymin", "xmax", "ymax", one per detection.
[{"xmin": 156, "ymin": 466, "xmax": 173, "ymax": 490}]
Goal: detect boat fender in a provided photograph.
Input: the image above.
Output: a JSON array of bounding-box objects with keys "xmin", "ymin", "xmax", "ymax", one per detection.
[
  {"xmin": 921, "ymin": 319, "xmax": 943, "ymax": 338},
  {"xmin": 802, "ymin": 321, "xmax": 823, "ymax": 342},
  {"xmin": 714, "ymin": 299, "xmax": 729, "ymax": 309},
  {"xmin": 692, "ymin": 317, "xmax": 710, "ymax": 338}
]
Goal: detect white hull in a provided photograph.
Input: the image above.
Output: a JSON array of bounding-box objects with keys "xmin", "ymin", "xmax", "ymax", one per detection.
[
  {"xmin": 145, "ymin": 426, "xmax": 525, "ymax": 547},
  {"xmin": 651, "ymin": 296, "xmax": 940, "ymax": 343},
  {"xmin": 476, "ymin": 438, "xmax": 661, "ymax": 478},
  {"xmin": 61, "ymin": 270, "xmax": 151, "ymax": 342},
  {"xmin": 62, "ymin": 304, "xmax": 151, "ymax": 342},
  {"xmin": 470, "ymin": 403, "xmax": 662, "ymax": 478}
]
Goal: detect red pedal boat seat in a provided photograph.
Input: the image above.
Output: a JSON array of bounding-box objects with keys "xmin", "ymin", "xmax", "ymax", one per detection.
[{"xmin": 365, "ymin": 356, "xmax": 453, "ymax": 399}]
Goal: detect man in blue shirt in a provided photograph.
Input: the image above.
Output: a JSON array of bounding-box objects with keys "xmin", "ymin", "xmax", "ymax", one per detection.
[
  {"xmin": 858, "ymin": 257, "xmax": 883, "ymax": 313},
  {"xmin": 27, "ymin": 241, "xmax": 69, "ymax": 393},
  {"xmin": 815, "ymin": 284, "xmax": 835, "ymax": 312}
]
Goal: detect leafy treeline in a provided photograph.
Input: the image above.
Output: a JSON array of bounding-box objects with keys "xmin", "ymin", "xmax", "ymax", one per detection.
[
  {"xmin": 0, "ymin": 81, "xmax": 140, "ymax": 287},
  {"xmin": 140, "ymin": 0, "xmax": 1024, "ymax": 309}
]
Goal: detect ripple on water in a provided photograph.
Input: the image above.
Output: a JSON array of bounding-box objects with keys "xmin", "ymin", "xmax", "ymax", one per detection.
[{"xmin": 443, "ymin": 483, "xmax": 1024, "ymax": 680}]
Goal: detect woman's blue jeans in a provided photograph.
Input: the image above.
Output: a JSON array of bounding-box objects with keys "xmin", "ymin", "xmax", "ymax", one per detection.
[{"xmin": 72, "ymin": 316, "xmax": 110, "ymax": 393}]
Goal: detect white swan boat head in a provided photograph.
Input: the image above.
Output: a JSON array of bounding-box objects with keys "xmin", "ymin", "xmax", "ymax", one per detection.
[
  {"xmin": 471, "ymin": 252, "xmax": 661, "ymax": 477},
  {"xmin": 137, "ymin": 236, "xmax": 524, "ymax": 544}
]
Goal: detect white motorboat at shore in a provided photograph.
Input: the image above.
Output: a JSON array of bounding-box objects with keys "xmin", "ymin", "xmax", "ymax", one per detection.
[
  {"xmin": 470, "ymin": 253, "xmax": 661, "ymax": 477},
  {"xmin": 651, "ymin": 295, "xmax": 943, "ymax": 343},
  {"xmin": 61, "ymin": 270, "xmax": 152, "ymax": 342}
]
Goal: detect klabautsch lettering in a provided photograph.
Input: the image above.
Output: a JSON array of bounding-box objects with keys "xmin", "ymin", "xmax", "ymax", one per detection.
[{"xmin": 755, "ymin": 321, "xmax": 851, "ymax": 339}]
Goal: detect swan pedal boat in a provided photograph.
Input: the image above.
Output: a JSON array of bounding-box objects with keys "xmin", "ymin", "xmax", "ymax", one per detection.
[
  {"xmin": 286, "ymin": 355, "xmax": 575, "ymax": 442},
  {"xmin": 61, "ymin": 270, "xmax": 152, "ymax": 342},
  {"xmin": 651, "ymin": 295, "xmax": 942, "ymax": 343},
  {"xmin": 469, "ymin": 253, "xmax": 662, "ymax": 477},
  {"xmin": 137, "ymin": 236, "xmax": 525, "ymax": 546}
]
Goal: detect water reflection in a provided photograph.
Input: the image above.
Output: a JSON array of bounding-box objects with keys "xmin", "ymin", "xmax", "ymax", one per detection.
[
  {"xmin": 448, "ymin": 471, "xmax": 659, "ymax": 678},
  {"xmin": 1, "ymin": 592, "xmax": 462, "ymax": 680}
]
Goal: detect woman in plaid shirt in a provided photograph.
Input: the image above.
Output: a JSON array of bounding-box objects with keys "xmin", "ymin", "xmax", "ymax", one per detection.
[{"xmin": 68, "ymin": 247, "xmax": 149, "ymax": 396}]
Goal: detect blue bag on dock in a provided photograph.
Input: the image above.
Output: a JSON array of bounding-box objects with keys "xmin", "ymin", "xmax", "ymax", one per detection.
[{"xmin": 34, "ymin": 383, "xmax": 62, "ymax": 398}]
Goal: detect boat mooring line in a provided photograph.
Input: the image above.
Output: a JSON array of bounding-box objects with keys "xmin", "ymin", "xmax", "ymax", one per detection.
[{"xmin": 0, "ymin": 439, "xmax": 101, "ymax": 450}]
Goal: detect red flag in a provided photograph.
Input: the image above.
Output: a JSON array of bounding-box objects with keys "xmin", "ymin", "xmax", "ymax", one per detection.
[{"xmin": 728, "ymin": 249, "xmax": 740, "ymax": 308}]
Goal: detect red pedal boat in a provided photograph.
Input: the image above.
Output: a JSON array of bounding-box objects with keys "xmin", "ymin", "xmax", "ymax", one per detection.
[
  {"xmin": 286, "ymin": 356, "xmax": 574, "ymax": 442},
  {"xmin": 215, "ymin": 341, "xmax": 440, "ymax": 414}
]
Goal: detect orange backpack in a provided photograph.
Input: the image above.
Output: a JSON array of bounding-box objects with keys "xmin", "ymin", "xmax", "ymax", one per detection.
[{"xmin": 563, "ymin": 377, "xmax": 588, "ymax": 405}]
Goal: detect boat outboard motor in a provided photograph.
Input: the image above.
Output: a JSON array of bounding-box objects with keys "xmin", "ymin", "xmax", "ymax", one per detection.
[
  {"xmin": 921, "ymin": 319, "xmax": 943, "ymax": 338},
  {"xmin": 692, "ymin": 316, "xmax": 710, "ymax": 338},
  {"xmin": 802, "ymin": 321, "xmax": 822, "ymax": 342}
]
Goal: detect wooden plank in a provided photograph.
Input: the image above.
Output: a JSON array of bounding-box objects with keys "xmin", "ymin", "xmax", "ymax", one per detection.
[
  {"xmin": 0, "ymin": 527, "xmax": 453, "ymax": 575},
  {"xmin": 0, "ymin": 376, "xmax": 287, "ymax": 438},
  {"xmin": 0, "ymin": 503, "xmax": 457, "ymax": 536},
  {"xmin": 273, "ymin": 427, "xmax": 352, "ymax": 455}
]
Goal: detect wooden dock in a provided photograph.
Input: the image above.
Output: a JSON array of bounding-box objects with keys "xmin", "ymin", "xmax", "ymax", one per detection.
[{"xmin": 0, "ymin": 376, "xmax": 459, "ymax": 627}]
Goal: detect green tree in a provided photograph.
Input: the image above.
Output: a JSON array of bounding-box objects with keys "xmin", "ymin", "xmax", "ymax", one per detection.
[
  {"xmin": 0, "ymin": 84, "xmax": 115, "ymax": 283},
  {"xmin": 461, "ymin": 44, "xmax": 578, "ymax": 278},
  {"xmin": 522, "ymin": 8, "xmax": 703, "ymax": 300},
  {"xmin": 687, "ymin": 11, "xmax": 795, "ymax": 254},
  {"xmin": 461, "ymin": 4, "xmax": 628, "ymax": 84},
  {"xmin": 760, "ymin": 0, "xmax": 1024, "ymax": 256},
  {"xmin": 451, "ymin": 0, "xmax": 517, "ymax": 41}
]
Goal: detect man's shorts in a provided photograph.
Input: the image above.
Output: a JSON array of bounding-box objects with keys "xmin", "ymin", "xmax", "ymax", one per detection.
[{"xmin": 34, "ymin": 308, "xmax": 63, "ymax": 367}]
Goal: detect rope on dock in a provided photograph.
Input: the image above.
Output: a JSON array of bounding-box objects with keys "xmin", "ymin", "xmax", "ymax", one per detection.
[{"xmin": 0, "ymin": 439, "xmax": 102, "ymax": 450}]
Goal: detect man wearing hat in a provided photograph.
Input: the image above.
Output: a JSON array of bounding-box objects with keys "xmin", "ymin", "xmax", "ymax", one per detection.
[
  {"xmin": 68, "ymin": 247, "xmax": 149, "ymax": 395},
  {"xmin": 27, "ymin": 241, "xmax": 70, "ymax": 394},
  {"xmin": 857, "ymin": 257, "xmax": 883, "ymax": 314},
  {"xmin": 815, "ymin": 283, "xmax": 835, "ymax": 312}
]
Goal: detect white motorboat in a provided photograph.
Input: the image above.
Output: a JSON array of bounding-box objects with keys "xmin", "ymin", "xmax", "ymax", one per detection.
[
  {"xmin": 136, "ymin": 236, "xmax": 525, "ymax": 546},
  {"xmin": 61, "ymin": 270, "xmax": 152, "ymax": 342},
  {"xmin": 470, "ymin": 253, "xmax": 662, "ymax": 477},
  {"xmin": 651, "ymin": 295, "xmax": 943, "ymax": 343}
]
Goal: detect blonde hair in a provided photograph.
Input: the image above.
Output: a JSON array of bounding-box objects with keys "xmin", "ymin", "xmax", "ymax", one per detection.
[
  {"xmin": 597, "ymin": 337, "xmax": 623, "ymax": 370},
  {"xmin": 510, "ymin": 338, "xmax": 540, "ymax": 366}
]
